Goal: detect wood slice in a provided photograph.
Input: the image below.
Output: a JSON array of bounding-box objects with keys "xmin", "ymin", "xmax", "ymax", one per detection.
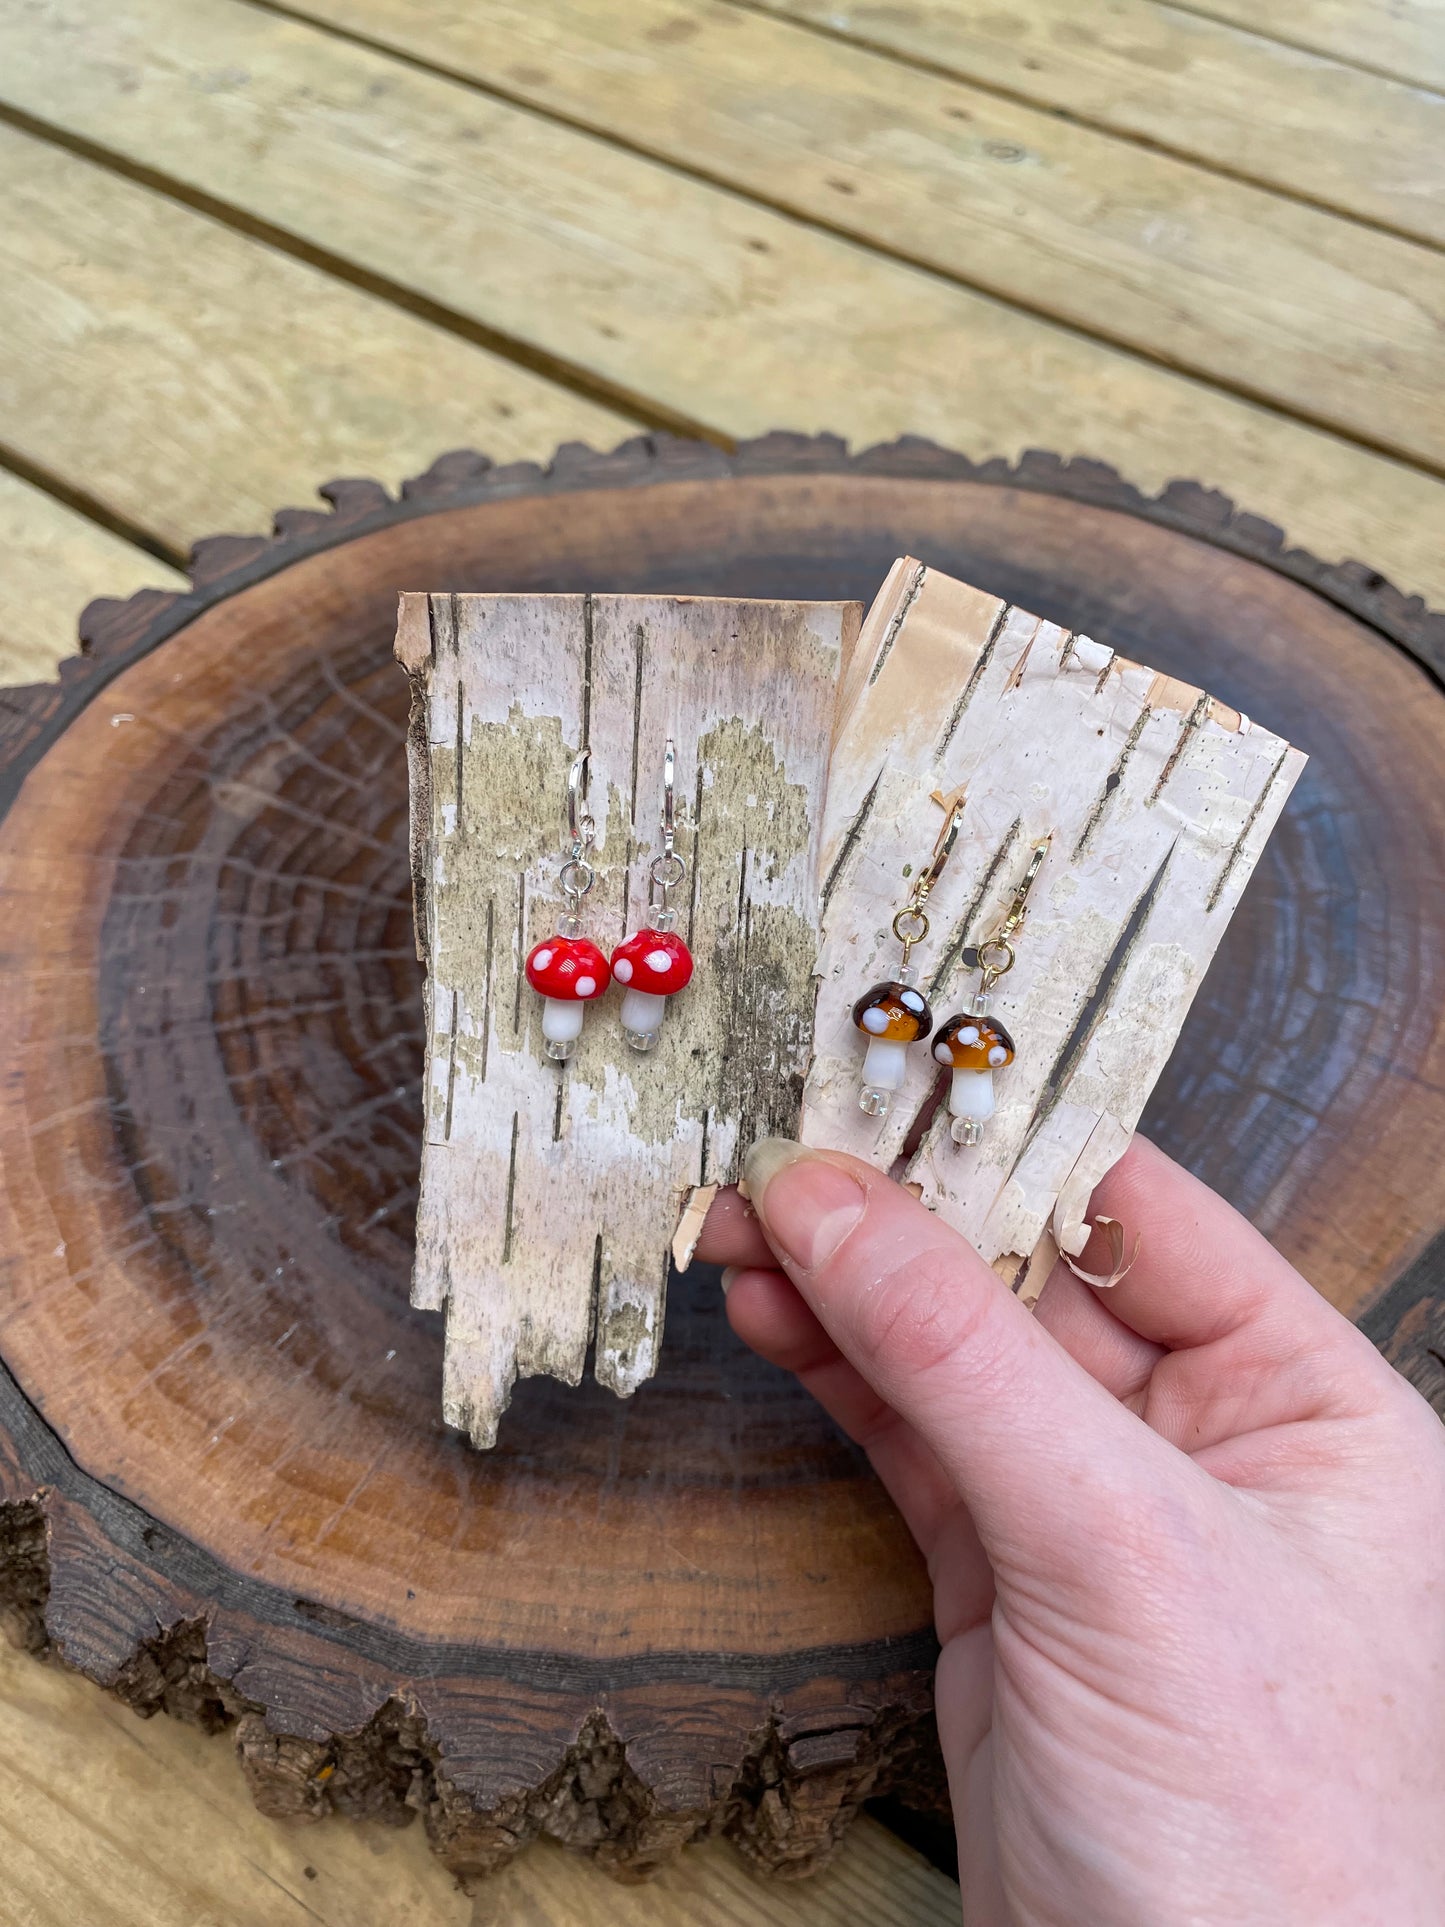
[{"xmin": 2, "ymin": 434, "xmax": 1442, "ymax": 1878}]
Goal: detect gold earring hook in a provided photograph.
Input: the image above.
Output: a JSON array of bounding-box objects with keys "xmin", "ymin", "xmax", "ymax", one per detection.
[
  {"xmin": 1000, "ymin": 834, "xmax": 1051, "ymax": 935},
  {"xmin": 892, "ymin": 790, "xmax": 967, "ymax": 970},
  {"xmin": 972, "ymin": 834, "xmax": 1052, "ymax": 992}
]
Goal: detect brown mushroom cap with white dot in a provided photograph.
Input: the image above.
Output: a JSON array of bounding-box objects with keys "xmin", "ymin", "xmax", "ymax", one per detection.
[
  {"xmin": 933, "ymin": 1013, "xmax": 1015, "ymax": 1072},
  {"xmin": 851, "ymin": 980, "xmax": 934, "ymax": 1044}
]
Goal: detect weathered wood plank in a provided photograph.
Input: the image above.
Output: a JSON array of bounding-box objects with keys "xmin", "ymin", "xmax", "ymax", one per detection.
[
  {"xmin": 756, "ymin": 0, "xmax": 1445, "ymax": 242},
  {"xmin": 1178, "ymin": 0, "xmax": 1445, "ymax": 92},
  {"xmin": 0, "ymin": 471, "xmax": 185, "ymax": 686},
  {"xmin": 806, "ymin": 562, "xmax": 1304, "ymax": 1297},
  {"xmin": 2, "ymin": 0, "xmax": 1442, "ymax": 608},
  {"xmin": 0, "ymin": 1643, "xmax": 959, "ymax": 1927},
  {"xmin": 259, "ymin": 0, "xmax": 1445, "ymax": 463},
  {"xmin": 0, "ymin": 127, "xmax": 632, "ymax": 554},
  {"xmin": 403, "ymin": 592, "xmax": 856, "ymax": 1444}
]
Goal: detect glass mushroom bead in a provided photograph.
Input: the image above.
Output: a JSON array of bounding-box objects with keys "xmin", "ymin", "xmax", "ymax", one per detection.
[
  {"xmin": 933, "ymin": 1013, "xmax": 1016, "ymax": 1144},
  {"xmin": 610, "ymin": 927, "xmax": 694, "ymax": 1052},
  {"xmin": 851, "ymin": 980, "xmax": 933, "ymax": 1117},
  {"xmin": 524, "ymin": 934, "xmax": 611, "ymax": 1059}
]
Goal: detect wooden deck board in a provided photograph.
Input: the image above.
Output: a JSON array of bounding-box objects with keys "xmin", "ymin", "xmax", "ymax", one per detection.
[
  {"xmin": 0, "ymin": 124, "xmax": 634, "ymax": 553},
  {"xmin": 1174, "ymin": 0, "xmax": 1445, "ymax": 92},
  {"xmin": 754, "ymin": 0, "xmax": 1445, "ymax": 242},
  {"xmin": 2, "ymin": 0, "xmax": 1443, "ymax": 622},
  {"xmin": 0, "ymin": 471, "xmax": 184, "ymax": 686},
  {"xmin": 188, "ymin": 0, "xmax": 1445, "ymax": 470}
]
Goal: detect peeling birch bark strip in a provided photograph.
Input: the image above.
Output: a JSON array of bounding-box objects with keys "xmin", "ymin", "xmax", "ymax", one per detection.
[
  {"xmin": 399, "ymin": 590, "xmax": 857, "ymax": 1444},
  {"xmin": 803, "ymin": 560, "xmax": 1305, "ymax": 1285}
]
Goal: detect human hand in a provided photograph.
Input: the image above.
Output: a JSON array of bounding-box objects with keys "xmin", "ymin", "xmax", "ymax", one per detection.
[{"xmin": 698, "ymin": 1136, "xmax": 1445, "ymax": 1926}]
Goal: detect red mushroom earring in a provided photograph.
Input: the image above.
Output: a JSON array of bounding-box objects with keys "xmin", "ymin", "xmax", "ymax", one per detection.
[
  {"xmin": 850, "ymin": 795, "xmax": 965, "ymax": 1118},
  {"xmin": 524, "ymin": 748, "xmax": 612, "ymax": 1061},
  {"xmin": 934, "ymin": 835, "xmax": 1050, "ymax": 1144},
  {"xmin": 611, "ymin": 738, "xmax": 693, "ymax": 1052}
]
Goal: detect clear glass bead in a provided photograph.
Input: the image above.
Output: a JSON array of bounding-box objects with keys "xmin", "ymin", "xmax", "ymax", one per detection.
[
  {"xmin": 897, "ymin": 962, "xmax": 920, "ymax": 987},
  {"xmin": 859, "ymin": 1085, "xmax": 891, "ymax": 1118},
  {"xmin": 623, "ymin": 1027, "xmax": 658, "ymax": 1054},
  {"xmin": 556, "ymin": 913, "xmax": 583, "ymax": 938},
  {"xmin": 951, "ymin": 1116, "xmax": 983, "ymax": 1146},
  {"xmin": 544, "ymin": 1035, "xmax": 577, "ymax": 1061},
  {"xmin": 968, "ymin": 989, "xmax": 991, "ymax": 1016},
  {"xmin": 651, "ymin": 906, "xmax": 679, "ymax": 933}
]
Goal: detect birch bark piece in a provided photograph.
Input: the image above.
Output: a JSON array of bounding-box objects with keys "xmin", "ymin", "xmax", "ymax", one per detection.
[
  {"xmin": 805, "ymin": 559, "xmax": 1306, "ymax": 1295},
  {"xmin": 399, "ymin": 590, "xmax": 858, "ymax": 1445}
]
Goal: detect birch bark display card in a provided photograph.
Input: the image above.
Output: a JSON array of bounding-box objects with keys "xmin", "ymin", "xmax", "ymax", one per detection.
[
  {"xmin": 803, "ymin": 559, "xmax": 1305, "ymax": 1304},
  {"xmin": 397, "ymin": 568, "xmax": 1303, "ymax": 1445},
  {"xmin": 396, "ymin": 590, "xmax": 861, "ymax": 1445}
]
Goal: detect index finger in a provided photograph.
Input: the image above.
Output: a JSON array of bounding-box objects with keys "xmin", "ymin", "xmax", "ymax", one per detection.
[{"xmin": 741, "ymin": 1138, "xmax": 1189, "ymax": 1578}]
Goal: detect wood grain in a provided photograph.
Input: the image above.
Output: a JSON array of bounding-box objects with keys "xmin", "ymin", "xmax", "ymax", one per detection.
[
  {"xmin": 4, "ymin": 0, "xmax": 1445, "ymax": 605},
  {"xmin": 405, "ymin": 592, "xmax": 856, "ymax": 1442},
  {"xmin": 0, "ymin": 123, "xmax": 632, "ymax": 554},
  {"xmin": 0, "ymin": 1643, "xmax": 958, "ymax": 1925},
  {"xmin": 260, "ymin": 0, "xmax": 1445, "ymax": 461},
  {"xmin": 1, "ymin": 436, "xmax": 1441, "ymax": 1875},
  {"xmin": 757, "ymin": 0, "xmax": 1445, "ymax": 240},
  {"xmin": 1176, "ymin": 0, "xmax": 1445, "ymax": 92},
  {"xmin": 0, "ymin": 470, "xmax": 185, "ymax": 686}
]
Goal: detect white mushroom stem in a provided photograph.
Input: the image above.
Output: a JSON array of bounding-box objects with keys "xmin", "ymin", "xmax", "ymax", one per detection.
[
  {"xmin": 860, "ymin": 1037, "xmax": 908, "ymax": 1091},
  {"xmin": 541, "ymin": 997, "xmax": 586, "ymax": 1044},
  {"xmin": 948, "ymin": 1066, "xmax": 995, "ymax": 1122},
  {"xmin": 619, "ymin": 987, "xmax": 668, "ymax": 1037}
]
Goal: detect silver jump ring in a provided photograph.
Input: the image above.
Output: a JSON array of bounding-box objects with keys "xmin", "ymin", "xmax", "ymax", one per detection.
[
  {"xmin": 650, "ymin": 851, "xmax": 686, "ymax": 892},
  {"xmin": 560, "ymin": 856, "xmax": 595, "ymax": 903}
]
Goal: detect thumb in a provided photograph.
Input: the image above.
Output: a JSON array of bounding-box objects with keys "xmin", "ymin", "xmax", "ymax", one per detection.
[{"xmin": 743, "ymin": 1138, "xmax": 1194, "ymax": 1582}]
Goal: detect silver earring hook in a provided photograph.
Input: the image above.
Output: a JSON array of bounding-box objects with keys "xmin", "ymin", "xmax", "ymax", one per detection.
[
  {"xmin": 560, "ymin": 747, "xmax": 596, "ymax": 910},
  {"xmin": 566, "ymin": 747, "xmax": 595, "ymax": 856},
  {"xmin": 661, "ymin": 738, "xmax": 676, "ymax": 856},
  {"xmin": 648, "ymin": 736, "xmax": 687, "ymax": 924}
]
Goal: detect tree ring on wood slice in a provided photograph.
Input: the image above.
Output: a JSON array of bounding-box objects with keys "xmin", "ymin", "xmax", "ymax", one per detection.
[{"xmin": 1, "ymin": 433, "xmax": 1442, "ymax": 1878}]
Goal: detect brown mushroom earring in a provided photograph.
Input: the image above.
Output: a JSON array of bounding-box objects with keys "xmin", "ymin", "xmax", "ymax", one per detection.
[
  {"xmin": 934, "ymin": 835, "xmax": 1051, "ymax": 1144},
  {"xmin": 851, "ymin": 796, "xmax": 965, "ymax": 1118}
]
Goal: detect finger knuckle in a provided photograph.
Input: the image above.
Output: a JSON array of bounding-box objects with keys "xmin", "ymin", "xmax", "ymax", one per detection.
[{"xmin": 852, "ymin": 1245, "xmax": 995, "ymax": 1381}]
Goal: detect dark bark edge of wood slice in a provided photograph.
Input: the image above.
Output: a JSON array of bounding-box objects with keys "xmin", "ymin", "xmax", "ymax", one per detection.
[
  {"xmin": 3, "ymin": 437, "xmax": 1441, "ymax": 790},
  {"xmin": 1, "ymin": 431, "xmax": 1442, "ymax": 1882}
]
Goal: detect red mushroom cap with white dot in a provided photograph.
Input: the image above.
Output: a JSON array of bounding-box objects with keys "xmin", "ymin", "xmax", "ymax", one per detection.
[
  {"xmin": 525, "ymin": 935, "xmax": 611, "ymax": 1000},
  {"xmin": 610, "ymin": 927, "xmax": 693, "ymax": 996}
]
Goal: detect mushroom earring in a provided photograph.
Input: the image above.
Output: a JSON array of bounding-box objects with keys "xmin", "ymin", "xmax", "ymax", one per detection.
[
  {"xmin": 935, "ymin": 835, "xmax": 1050, "ymax": 1144},
  {"xmin": 610, "ymin": 738, "xmax": 694, "ymax": 1052},
  {"xmin": 523, "ymin": 748, "xmax": 612, "ymax": 1060},
  {"xmin": 850, "ymin": 796, "xmax": 965, "ymax": 1118}
]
